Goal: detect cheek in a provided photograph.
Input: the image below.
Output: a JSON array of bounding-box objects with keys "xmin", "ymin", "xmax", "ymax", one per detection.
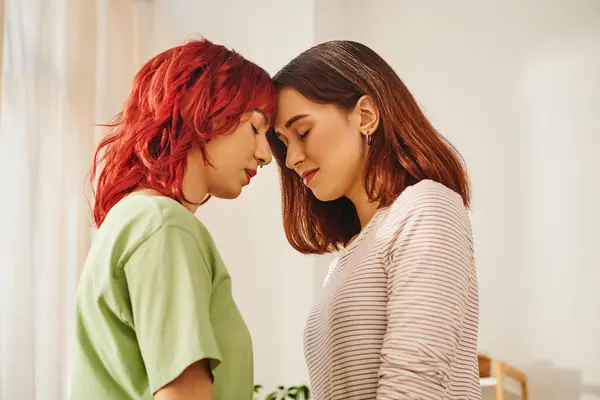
[
  {"xmin": 207, "ymin": 134, "xmax": 254, "ymax": 169},
  {"xmin": 312, "ymin": 127, "xmax": 362, "ymax": 170},
  {"xmin": 233, "ymin": 131, "xmax": 256, "ymax": 160}
]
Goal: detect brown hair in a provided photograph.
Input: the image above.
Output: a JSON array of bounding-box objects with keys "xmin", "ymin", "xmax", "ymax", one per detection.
[{"xmin": 268, "ymin": 40, "xmax": 470, "ymax": 255}]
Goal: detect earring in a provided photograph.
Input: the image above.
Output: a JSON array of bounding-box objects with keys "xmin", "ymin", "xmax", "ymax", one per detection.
[{"xmin": 365, "ymin": 131, "xmax": 372, "ymax": 146}]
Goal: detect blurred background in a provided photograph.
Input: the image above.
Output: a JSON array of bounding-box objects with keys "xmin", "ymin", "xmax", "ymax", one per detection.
[{"xmin": 0, "ymin": 0, "xmax": 599, "ymax": 399}]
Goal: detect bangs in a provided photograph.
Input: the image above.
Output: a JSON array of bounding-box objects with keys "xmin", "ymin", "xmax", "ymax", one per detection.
[{"xmin": 242, "ymin": 62, "xmax": 277, "ymax": 125}]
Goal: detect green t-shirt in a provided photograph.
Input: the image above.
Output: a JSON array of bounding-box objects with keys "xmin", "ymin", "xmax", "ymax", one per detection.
[{"xmin": 70, "ymin": 192, "xmax": 253, "ymax": 399}]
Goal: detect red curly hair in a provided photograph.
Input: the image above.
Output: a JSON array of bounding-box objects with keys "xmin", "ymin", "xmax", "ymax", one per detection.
[{"xmin": 91, "ymin": 39, "xmax": 276, "ymax": 227}]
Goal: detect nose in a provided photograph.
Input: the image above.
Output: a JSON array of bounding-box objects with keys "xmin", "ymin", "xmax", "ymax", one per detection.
[
  {"xmin": 285, "ymin": 141, "xmax": 306, "ymax": 170},
  {"xmin": 255, "ymin": 135, "xmax": 273, "ymax": 167}
]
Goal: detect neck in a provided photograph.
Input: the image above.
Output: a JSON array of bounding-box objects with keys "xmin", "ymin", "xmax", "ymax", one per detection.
[
  {"xmin": 134, "ymin": 187, "xmax": 205, "ymax": 215},
  {"xmin": 181, "ymin": 148, "xmax": 209, "ymax": 214},
  {"xmin": 347, "ymin": 184, "xmax": 379, "ymax": 229},
  {"xmin": 181, "ymin": 177, "xmax": 208, "ymax": 215},
  {"xmin": 183, "ymin": 201, "xmax": 201, "ymax": 214}
]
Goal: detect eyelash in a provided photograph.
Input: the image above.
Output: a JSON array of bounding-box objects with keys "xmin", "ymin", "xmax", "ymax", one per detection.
[
  {"xmin": 274, "ymin": 129, "xmax": 310, "ymax": 147},
  {"xmin": 299, "ymin": 129, "xmax": 310, "ymax": 140}
]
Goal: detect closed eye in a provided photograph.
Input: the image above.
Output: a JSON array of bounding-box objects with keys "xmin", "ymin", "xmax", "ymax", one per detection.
[
  {"xmin": 299, "ymin": 129, "xmax": 311, "ymax": 140},
  {"xmin": 273, "ymin": 131, "xmax": 288, "ymax": 146}
]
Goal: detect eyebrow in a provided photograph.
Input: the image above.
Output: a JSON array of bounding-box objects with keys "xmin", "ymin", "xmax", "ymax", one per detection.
[{"xmin": 284, "ymin": 114, "xmax": 309, "ymax": 129}]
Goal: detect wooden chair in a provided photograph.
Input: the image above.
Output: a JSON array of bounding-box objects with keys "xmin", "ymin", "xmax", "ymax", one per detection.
[
  {"xmin": 478, "ymin": 354, "xmax": 529, "ymax": 400},
  {"xmin": 493, "ymin": 359, "xmax": 529, "ymax": 400}
]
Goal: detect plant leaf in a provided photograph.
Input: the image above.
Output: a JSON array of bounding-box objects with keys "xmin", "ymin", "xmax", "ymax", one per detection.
[{"xmin": 265, "ymin": 392, "xmax": 278, "ymax": 400}]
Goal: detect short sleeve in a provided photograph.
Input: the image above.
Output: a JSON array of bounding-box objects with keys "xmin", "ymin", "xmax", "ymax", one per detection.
[{"xmin": 124, "ymin": 225, "xmax": 222, "ymax": 394}]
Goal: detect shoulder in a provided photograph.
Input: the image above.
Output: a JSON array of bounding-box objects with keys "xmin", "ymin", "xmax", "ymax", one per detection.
[
  {"xmin": 393, "ymin": 179, "xmax": 466, "ymax": 215},
  {"xmin": 376, "ymin": 180, "xmax": 472, "ymax": 247},
  {"xmin": 386, "ymin": 180, "xmax": 468, "ymax": 224},
  {"xmin": 98, "ymin": 193, "xmax": 217, "ymax": 263}
]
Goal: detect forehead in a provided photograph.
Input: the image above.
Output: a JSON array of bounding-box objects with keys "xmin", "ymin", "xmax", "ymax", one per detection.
[
  {"xmin": 275, "ymin": 88, "xmax": 321, "ymax": 129},
  {"xmin": 252, "ymin": 108, "xmax": 270, "ymax": 126}
]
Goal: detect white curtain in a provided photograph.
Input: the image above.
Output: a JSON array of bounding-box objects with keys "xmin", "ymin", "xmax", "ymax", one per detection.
[{"xmin": 0, "ymin": 0, "xmax": 144, "ymax": 398}]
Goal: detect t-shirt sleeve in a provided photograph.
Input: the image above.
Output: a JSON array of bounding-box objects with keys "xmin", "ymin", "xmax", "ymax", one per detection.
[{"xmin": 123, "ymin": 224, "xmax": 222, "ymax": 394}]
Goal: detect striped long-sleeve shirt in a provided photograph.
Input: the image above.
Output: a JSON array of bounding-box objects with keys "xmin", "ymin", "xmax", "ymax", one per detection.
[{"xmin": 303, "ymin": 180, "xmax": 481, "ymax": 400}]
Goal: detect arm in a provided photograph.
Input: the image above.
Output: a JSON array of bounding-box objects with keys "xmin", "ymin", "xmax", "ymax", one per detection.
[
  {"xmin": 154, "ymin": 360, "xmax": 213, "ymax": 400},
  {"xmin": 377, "ymin": 188, "xmax": 475, "ymax": 399},
  {"xmin": 124, "ymin": 225, "xmax": 222, "ymax": 398}
]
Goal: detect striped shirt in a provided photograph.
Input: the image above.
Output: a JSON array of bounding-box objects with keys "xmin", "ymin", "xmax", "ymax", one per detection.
[{"xmin": 304, "ymin": 180, "xmax": 481, "ymax": 399}]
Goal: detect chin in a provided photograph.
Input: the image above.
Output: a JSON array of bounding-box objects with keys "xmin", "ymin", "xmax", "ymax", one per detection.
[
  {"xmin": 211, "ymin": 186, "xmax": 242, "ymax": 200},
  {"xmin": 310, "ymin": 187, "xmax": 343, "ymax": 202}
]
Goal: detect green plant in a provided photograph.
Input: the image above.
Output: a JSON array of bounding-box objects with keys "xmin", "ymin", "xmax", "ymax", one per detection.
[
  {"xmin": 254, "ymin": 384, "xmax": 263, "ymax": 398},
  {"xmin": 254, "ymin": 384, "xmax": 310, "ymax": 400}
]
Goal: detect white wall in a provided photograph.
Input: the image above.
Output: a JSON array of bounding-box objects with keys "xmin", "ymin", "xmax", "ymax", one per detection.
[
  {"xmin": 131, "ymin": 1, "xmax": 599, "ymax": 397},
  {"xmin": 136, "ymin": 0, "xmax": 317, "ymax": 391},
  {"xmin": 314, "ymin": 1, "xmax": 600, "ymax": 399}
]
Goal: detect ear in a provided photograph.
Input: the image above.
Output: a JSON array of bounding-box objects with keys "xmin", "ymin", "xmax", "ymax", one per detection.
[{"xmin": 354, "ymin": 95, "xmax": 380, "ymax": 136}]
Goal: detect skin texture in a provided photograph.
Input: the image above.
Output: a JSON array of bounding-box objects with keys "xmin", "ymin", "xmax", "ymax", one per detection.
[
  {"xmin": 183, "ymin": 110, "xmax": 272, "ymax": 212},
  {"xmin": 154, "ymin": 360, "xmax": 213, "ymax": 400},
  {"xmin": 273, "ymin": 88, "xmax": 380, "ymax": 227}
]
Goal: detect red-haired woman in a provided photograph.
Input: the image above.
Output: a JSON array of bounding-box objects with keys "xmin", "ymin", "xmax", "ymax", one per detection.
[
  {"xmin": 269, "ymin": 41, "xmax": 481, "ymax": 400},
  {"xmin": 70, "ymin": 39, "xmax": 275, "ymax": 400}
]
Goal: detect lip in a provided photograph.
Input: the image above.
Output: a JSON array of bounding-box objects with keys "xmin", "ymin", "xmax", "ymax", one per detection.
[
  {"xmin": 245, "ymin": 168, "xmax": 257, "ymax": 183},
  {"xmin": 300, "ymin": 168, "xmax": 319, "ymax": 186}
]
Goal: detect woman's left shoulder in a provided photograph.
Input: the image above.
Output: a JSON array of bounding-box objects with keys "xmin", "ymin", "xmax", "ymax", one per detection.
[
  {"xmin": 391, "ymin": 179, "xmax": 467, "ymax": 214},
  {"xmin": 378, "ymin": 180, "xmax": 475, "ymax": 267},
  {"xmin": 379, "ymin": 180, "xmax": 472, "ymax": 242}
]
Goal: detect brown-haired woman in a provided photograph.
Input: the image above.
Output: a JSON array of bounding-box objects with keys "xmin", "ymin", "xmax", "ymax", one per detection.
[{"xmin": 269, "ymin": 40, "xmax": 481, "ymax": 400}]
